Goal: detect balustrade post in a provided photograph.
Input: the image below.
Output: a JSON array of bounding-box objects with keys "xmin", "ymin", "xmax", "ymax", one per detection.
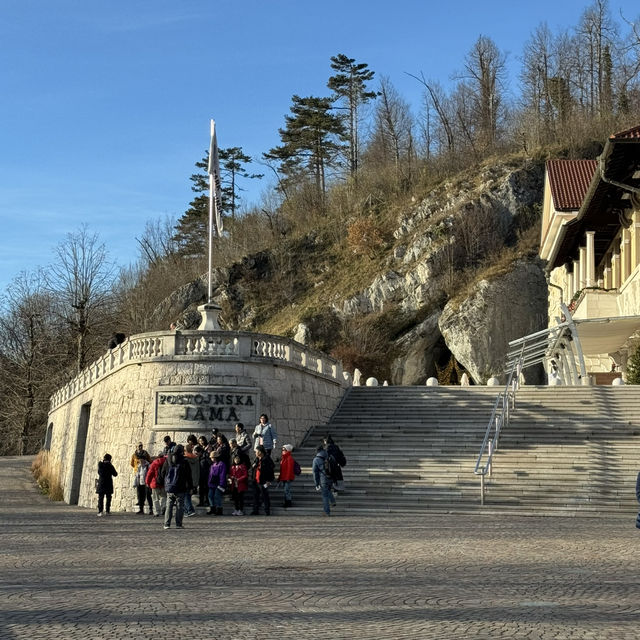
[
  {"xmin": 163, "ymin": 332, "xmax": 177, "ymax": 357},
  {"xmin": 237, "ymin": 334, "xmax": 252, "ymax": 359}
]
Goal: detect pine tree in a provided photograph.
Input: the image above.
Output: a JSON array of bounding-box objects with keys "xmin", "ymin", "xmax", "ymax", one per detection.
[
  {"xmin": 328, "ymin": 54, "xmax": 377, "ymax": 178},
  {"xmin": 626, "ymin": 345, "xmax": 640, "ymax": 384},
  {"xmin": 173, "ymin": 148, "xmax": 262, "ymax": 255},
  {"xmin": 265, "ymin": 95, "xmax": 346, "ymax": 206}
]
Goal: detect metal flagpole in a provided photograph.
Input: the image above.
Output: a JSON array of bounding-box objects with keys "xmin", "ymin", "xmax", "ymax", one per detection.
[{"xmin": 197, "ymin": 119, "xmax": 222, "ymax": 331}]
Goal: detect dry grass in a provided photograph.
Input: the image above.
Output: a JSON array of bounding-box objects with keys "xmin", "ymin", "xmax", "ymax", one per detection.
[{"xmin": 31, "ymin": 450, "xmax": 64, "ymax": 501}]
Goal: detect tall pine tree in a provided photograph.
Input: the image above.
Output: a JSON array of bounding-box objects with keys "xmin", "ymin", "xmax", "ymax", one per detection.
[
  {"xmin": 264, "ymin": 95, "xmax": 346, "ymax": 206},
  {"xmin": 328, "ymin": 54, "xmax": 377, "ymax": 178}
]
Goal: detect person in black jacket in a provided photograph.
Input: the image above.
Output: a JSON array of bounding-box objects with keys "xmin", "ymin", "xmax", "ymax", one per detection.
[
  {"xmin": 160, "ymin": 445, "xmax": 193, "ymax": 530},
  {"xmin": 96, "ymin": 454, "xmax": 118, "ymax": 517},
  {"xmin": 323, "ymin": 435, "xmax": 347, "ymax": 493},
  {"xmin": 250, "ymin": 445, "xmax": 275, "ymax": 516}
]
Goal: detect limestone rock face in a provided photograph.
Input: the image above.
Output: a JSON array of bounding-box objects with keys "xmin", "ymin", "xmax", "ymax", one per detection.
[
  {"xmin": 150, "ymin": 278, "xmax": 207, "ymax": 329},
  {"xmin": 438, "ymin": 259, "xmax": 548, "ymax": 384},
  {"xmin": 390, "ymin": 312, "xmax": 442, "ymax": 385}
]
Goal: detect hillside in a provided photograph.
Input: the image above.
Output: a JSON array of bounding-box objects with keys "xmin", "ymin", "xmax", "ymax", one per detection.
[{"xmin": 158, "ymin": 152, "xmax": 548, "ymax": 385}]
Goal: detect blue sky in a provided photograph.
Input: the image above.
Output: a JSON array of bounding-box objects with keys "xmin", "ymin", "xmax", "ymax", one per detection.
[{"xmin": 1, "ymin": 0, "xmax": 639, "ymax": 292}]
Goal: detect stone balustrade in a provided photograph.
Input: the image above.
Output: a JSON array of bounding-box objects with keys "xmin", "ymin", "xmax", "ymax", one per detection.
[{"xmin": 50, "ymin": 330, "xmax": 345, "ymax": 411}]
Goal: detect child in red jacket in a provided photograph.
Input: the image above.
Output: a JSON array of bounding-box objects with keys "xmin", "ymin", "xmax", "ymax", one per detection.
[
  {"xmin": 229, "ymin": 454, "xmax": 249, "ymax": 516},
  {"xmin": 278, "ymin": 444, "xmax": 297, "ymax": 508}
]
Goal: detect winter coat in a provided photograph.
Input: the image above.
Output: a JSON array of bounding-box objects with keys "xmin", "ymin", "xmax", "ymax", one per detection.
[
  {"xmin": 130, "ymin": 449, "xmax": 151, "ymax": 472},
  {"xmin": 312, "ymin": 450, "xmax": 332, "ymax": 487},
  {"xmin": 208, "ymin": 460, "xmax": 227, "ymax": 490},
  {"xmin": 160, "ymin": 456, "xmax": 193, "ymax": 494},
  {"xmin": 185, "ymin": 452, "xmax": 201, "ymax": 487},
  {"xmin": 253, "ymin": 422, "xmax": 277, "ymax": 451},
  {"xmin": 145, "ymin": 456, "xmax": 166, "ymax": 490},
  {"xmin": 229, "ymin": 463, "xmax": 249, "ymax": 492},
  {"xmin": 235, "ymin": 430, "xmax": 252, "ymax": 454},
  {"xmin": 278, "ymin": 450, "xmax": 296, "ymax": 482},
  {"xmin": 96, "ymin": 460, "xmax": 118, "ymax": 494},
  {"xmin": 134, "ymin": 459, "xmax": 150, "ymax": 487},
  {"xmin": 326, "ymin": 442, "xmax": 346, "ymax": 482},
  {"xmin": 251, "ymin": 455, "xmax": 275, "ymax": 484},
  {"xmin": 213, "ymin": 442, "xmax": 231, "ymax": 469}
]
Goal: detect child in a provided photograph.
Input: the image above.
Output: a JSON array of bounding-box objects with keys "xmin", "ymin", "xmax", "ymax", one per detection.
[
  {"xmin": 229, "ymin": 454, "xmax": 249, "ymax": 515},
  {"xmin": 96, "ymin": 454, "xmax": 118, "ymax": 517},
  {"xmin": 277, "ymin": 444, "xmax": 296, "ymax": 508},
  {"xmin": 134, "ymin": 453, "xmax": 153, "ymax": 515},
  {"xmin": 145, "ymin": 450, "xmax": 167, "ymax": 517}
]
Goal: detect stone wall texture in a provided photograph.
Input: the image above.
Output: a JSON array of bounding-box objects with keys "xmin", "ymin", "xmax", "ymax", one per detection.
[{"xmin": 47, "ymin": 332, "xmax": 346, "ymax": 512}]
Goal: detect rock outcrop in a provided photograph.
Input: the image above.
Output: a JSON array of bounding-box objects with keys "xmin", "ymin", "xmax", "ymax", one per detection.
[{"xmin": 438, "ymin": 259, "xmax": 548, "ymax": 384}]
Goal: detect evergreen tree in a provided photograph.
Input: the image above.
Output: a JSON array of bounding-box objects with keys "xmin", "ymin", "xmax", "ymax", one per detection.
[
  {"xmin": 626, "ymin": 345, "xmax": 640, "ymax": 384},
  {"xmin": 264, "ymin": 95, "xmax": 346, "ymax": 205},
  {"xmin": 173, "ymin": 147, "xmax": 262, "ymax": 255},
  {"xmin": 328, "ymin": 54, "xmax": 377, "ymax": 178},
  {"xmin": 219, "ymin": 147, "xmax": 263, "ymax": 219}
]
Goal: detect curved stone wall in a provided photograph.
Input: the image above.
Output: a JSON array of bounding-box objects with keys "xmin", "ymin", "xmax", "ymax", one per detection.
[{"xmin": 47, "ymin": 330, "xmax": 348, "ymax": 512}]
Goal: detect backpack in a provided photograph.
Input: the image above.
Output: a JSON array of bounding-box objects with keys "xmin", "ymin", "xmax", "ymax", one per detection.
[
  {"xmin": 164, "ymin": 455, "xmax": 182, "ymax": 493},
  {"xmin": 323, "ymin": 454, "xmax": 339, "ymax": 480},
  {"xmin": 293, "ymin": 460, "xmax": 301, "ymax": 476}
]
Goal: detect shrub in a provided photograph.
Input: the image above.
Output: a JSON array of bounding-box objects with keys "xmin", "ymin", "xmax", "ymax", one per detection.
[{"xmin": 31, "ymin": 450, "xmax": 64, "ymax": 501}]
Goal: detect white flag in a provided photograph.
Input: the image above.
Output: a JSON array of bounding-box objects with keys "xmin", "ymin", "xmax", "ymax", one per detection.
[{"xmin": 208, "ymin": 119, "xmax": 223, "ymax": 235}]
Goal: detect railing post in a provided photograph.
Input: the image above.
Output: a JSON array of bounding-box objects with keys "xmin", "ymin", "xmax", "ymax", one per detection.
[
  {"xmin": 480, "ymin": 472, "xmax": 485, "ymax": 506},
  {"xmin": 487, "ymin": 439, "xmax": 493, "ymax": 477}
]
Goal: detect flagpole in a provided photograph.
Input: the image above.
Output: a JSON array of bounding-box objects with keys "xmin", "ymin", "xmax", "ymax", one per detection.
[
  {"xmin": 198, "ymin": 119, "xmax": 222, "ymax": 331},
  {"xmin": 208, "ymin": 156, "xmax": 214, "ymax": 304}
]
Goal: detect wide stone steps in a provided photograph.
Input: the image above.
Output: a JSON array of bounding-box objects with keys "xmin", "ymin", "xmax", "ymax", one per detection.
[{"xmin": 274, "ymin": 385, "xmax": 640, "ymax": 516}]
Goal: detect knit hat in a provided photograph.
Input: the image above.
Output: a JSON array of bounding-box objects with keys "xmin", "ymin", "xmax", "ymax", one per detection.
[{"xmin": 282, "ymin": 444, "xmax": 293, "ymax": 452}]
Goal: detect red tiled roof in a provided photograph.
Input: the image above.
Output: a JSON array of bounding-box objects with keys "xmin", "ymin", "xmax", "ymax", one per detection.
[
  {"xmin": 546, "ymin": 159, "xmax": 597, "ymax": 211},
  {"xmin": 610, "ymin": 124, "xmax": 640, "ymax": 140}
]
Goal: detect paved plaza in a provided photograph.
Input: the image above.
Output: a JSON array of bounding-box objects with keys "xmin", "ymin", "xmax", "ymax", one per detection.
[{"xmin": 1, "ymin": 456, "xmax": 639, "ymax": 639}]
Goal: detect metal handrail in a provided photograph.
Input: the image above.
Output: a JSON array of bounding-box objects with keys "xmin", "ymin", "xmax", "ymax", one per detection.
[{"xmin": 473, "ymin": 343, "xmax": 525, "ymax": 505}]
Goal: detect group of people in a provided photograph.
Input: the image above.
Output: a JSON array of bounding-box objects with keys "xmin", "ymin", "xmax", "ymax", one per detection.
[{"xmin": 95, "ymin": 414, "xmax": 347, "ymax": 525}]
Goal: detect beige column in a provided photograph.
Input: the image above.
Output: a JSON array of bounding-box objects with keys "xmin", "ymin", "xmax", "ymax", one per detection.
[
  {"xmin": 603, "ymin": 254, "xmax": 612, "ymax": 289},
  {"xmin": 612, "ymin": 252, "xmax": 621, "ymax": 289},
  {"xmin": 585, "ymin": 232, "xmax": 595, "ymax": 287},
  {"xmin": 631, "ymin": 210, "xmax": 640, "ymax": 271},
  {"xmin": 579, "ymin": 246, "xmax": 587, "ymax": 289},
  {"xmin": 573, "ymin": 260, "xmax": 580, "ymax": 295},
  {"xmin": 622, "ymin": 228, "xmax": 632, "ymax": 283},
  {"xmin": 564, "ymin": 264, "xmax": 573, "ymax": 301}
]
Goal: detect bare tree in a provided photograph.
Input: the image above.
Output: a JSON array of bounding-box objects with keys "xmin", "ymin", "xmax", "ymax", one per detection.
[
  {"xmin": 462, "ymin": 35, "xmax": 507, "ymax": 150},
  {"xmin": 0, "ymin": 271, "xmax": 60, "ymax": 454},
  {"xmin": 46, "ymin": 226, "xmax": 115, "ymax": 373}
]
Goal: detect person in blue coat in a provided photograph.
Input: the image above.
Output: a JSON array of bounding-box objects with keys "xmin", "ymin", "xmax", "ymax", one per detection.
[{"xmin": 312, "ymin": 445, "xmax": 337, "ymax": 516}]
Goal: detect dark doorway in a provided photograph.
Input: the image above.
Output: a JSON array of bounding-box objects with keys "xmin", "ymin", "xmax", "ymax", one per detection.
[{"xmin": 68, "ymin": 402, "xmax": 91, "ymax": 505}]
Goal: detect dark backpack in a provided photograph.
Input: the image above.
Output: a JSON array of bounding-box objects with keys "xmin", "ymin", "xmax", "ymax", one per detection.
[
  {"xmin": 164, "ymin": 455, "xmax": 183, "ymax": 493},
  {"xmin": 293, "ymin": 460, "xmax": 301, "ymax": 476},
  {"xmin": 323, "ymin": 454, "xmax": 339, "ymax": 480}
]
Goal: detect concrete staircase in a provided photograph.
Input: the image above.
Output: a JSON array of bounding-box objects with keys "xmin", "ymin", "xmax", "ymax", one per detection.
[{"xmin": 279, "ymin": 386, "xmax": 640, "ymax": 516}]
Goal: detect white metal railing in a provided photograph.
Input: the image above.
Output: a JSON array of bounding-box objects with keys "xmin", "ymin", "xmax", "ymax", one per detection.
[
  {"xmin": 473, "ymin": 343, "xmax": 524, "ymax": 505},
  {"xmin": 49, "ymin": 330, "xmax": 345, "ymax": 411}
]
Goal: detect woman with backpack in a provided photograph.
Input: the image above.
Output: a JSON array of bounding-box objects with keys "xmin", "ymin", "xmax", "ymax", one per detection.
[{"xmin": 323, "ymin": 435, "xmax": 347, "ymax": 493}]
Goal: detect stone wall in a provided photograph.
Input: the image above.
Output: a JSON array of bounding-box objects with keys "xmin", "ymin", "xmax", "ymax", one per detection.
[{"xmin": 47, "ymin": 330, "xmax": 347, "ymax": 512}]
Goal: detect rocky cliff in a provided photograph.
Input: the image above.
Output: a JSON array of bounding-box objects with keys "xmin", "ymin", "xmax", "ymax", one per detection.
[{"xmin": 154, "ymin": 155, "xmax": 548, "ymax": 385}]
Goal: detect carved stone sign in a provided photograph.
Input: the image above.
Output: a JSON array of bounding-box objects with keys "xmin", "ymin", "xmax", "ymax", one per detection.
[{"xmin": 153, "ymin": 386, "xmax": 259, "ymax": 432}]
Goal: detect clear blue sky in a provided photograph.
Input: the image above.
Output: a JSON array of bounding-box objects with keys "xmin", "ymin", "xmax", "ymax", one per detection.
[{"xmin": 1, "ymin": 0, "xmax": 638, "ymax": 292}]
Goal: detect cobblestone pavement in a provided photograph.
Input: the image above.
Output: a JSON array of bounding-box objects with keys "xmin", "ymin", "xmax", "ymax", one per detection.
[{"xmin": 1, "ymin": 457, "xmax": 639, "ymax": 639}]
